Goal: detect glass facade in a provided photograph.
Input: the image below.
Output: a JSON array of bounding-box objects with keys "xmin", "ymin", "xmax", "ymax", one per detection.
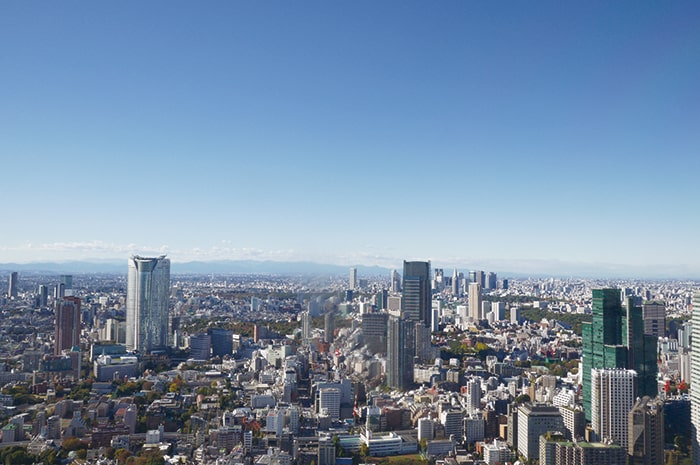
[{"xmin": 126, "ymin": 256, "xmax": 170, "ymax": 353}]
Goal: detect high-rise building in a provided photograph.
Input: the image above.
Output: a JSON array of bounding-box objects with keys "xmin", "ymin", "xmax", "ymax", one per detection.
[
  {"xmin": 38, "ymin": 284, "xmax": 48, "ymax": 307},
  {"xmin": 189, "ymin": 333, "xmax": 211, "ymax": 360},
  {"xmin": 386, "ymin": 315, "xmax": 415, "ymax": 390},
  {"xmin": 628, "ymin": 396, "xmax": 664, "ymax": 465},
  {"xmin": 324, "ymin": 312, "xmax": 335, "ymax": 343},
  {"xmin": 209, "ymin": 328, "xmax": 233, "ymax": 357},
  {"xmin": 60, "ymin": 275, "xmax": 73, "ymax": 297},
  {"xmin": 582, "ymin": 289, "xmax": 657, "ymax": 421},
  {"xmin": 8, "ymin": 272, "xmax": 18, "ymax": 298},
  {"xmin": 402, "ymin": 261, "xmax": 431, "ymax": 327},
  {"xmin": 468, "ymin": 283, "xmax": 482, "ymax": 321},
  {"xmin": 590, "ymin": 368, "xmax": 636, "ymax": 450},
  {"xmin": 362, "ymin": 311, "xmax": 388, "ymax": 354},
  {"xmin": 126, "ymin": 255, "xmax": 171, "ymax": 353},
  {"xmin": 349, "ymin": 267, "xmax": 358, "ymax": 290},
  {"xmin": 451, "ymin": 269, "xmax": 460, "ymax": 296},
  {"xmin": 516, "ymin": 403, "xmax": 565, "ymax": 461},
  {"xmin": 485, "ymin": 272, "xmax": 497, "ymax": 290},
  {"xmin": 390, "ymin": 269, "xmax": 401, "ymax": 293},
  {"xmin": 641, "ymin": 301, "xmax": 665, "ymax": 339},
  {"xmin": 55, "ymin": 296, "xmax": 81, "ymax": 355},
  {"xmin": 690, "ymin": 292, "xmax": 700, "ymax": 464},
  {"xmin": 301, "ymin": 311, "xmax": 312, "ymax": 342}
]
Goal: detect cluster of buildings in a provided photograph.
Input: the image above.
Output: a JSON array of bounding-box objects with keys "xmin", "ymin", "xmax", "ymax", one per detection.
[{"xmin": 0, "ymin": 259, "xmax": 698, "ymax": 465}]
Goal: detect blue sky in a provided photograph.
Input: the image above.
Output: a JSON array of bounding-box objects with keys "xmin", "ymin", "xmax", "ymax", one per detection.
[{"xmin": 1, "ymin": 1, "xmax": 699, "ymax": 275}]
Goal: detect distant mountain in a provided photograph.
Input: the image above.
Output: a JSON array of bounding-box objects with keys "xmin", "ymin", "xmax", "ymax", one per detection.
[{"xmin": 0, "ymin": 260, "xmax": 391, "ymax": 276}]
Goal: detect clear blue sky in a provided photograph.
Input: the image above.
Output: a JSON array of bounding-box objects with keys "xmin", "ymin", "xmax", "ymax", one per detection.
[{"xmin": 1, "ymin": 1, "xmax": 699, "ymax": 275}]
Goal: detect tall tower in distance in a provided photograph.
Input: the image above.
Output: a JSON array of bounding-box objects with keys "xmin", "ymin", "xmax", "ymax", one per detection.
[
  {"xmin": 349, "ymin": 267, "xmax": 358, "ymax": 290},
  {"xmin": 401, "ymin": 261, "xmax": 431, "ymax": 327},
  {"xmin": 468, "ymin": 283, "xmax": 482, "ymax": 321},
  {"xmin": 386, "ymin": 314, "xmax": 415, "ymax": 390},
  {"xmin": 8, "ymin": 272, "xmax": 18, "ymax": 298},
  {"xmin": 55, "ymin": 296, "xmax": 81, "ymax": 355},
  {"xmin": 126, "ymin": 255, "xmax": 171, "ymax": 353}
]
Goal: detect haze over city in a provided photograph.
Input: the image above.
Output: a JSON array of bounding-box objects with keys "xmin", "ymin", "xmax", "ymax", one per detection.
[{"xmin": 2, "ymin": 2, "xmax": 699, "ymax": 277}]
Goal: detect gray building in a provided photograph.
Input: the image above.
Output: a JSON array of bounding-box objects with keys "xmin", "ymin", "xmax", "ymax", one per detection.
[{"xmin": 126, "ymin": 255, "xmax": 170, "ymax": 353}]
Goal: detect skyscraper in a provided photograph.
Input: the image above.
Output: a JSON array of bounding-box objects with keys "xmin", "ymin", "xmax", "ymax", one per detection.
[
  {"xmin": 8, "ymin": 272, "xmax": 18, "ymax": 298},
  {"xmin": 451, "ymin": 268, "xmax": 460, "ymax": 296},
  {"xmin": 402, "ymin": 261, "xmax": 431, "ymax": 327},
  {"xmin": 386, "ymin": 314, "xmax": 415, "ymax": 390},
  {"xmin": 349, "ymin": 267, "xmax": 358, "ymax": 290},
  {"xmin": 468, "ymin": 283, "xmax": 482, "ymax": 321},
  {"xmin": 690, "ymin": 292, "xmax": 700, "ymax": 465},
  {"xmin": 590, "ymin": 368, "xmax": 636, "ymax": 450},
  {"xmin": 641, "ymin": 301, "xmax": 665, "ymax": 339},
  {"xmin": 628, "ymin": 396, "xmax": 664, "ymax": 465},
  {"xmin": 582, "ymin": 289, "xmax": 657, "ymax": 421},
  {"xmin": 126, "ymin": 255, "xmax": 171, "ymax": 353},
  {"xmin": 55, "ymin": 296, "xmax": 81, "ymax": 355}
]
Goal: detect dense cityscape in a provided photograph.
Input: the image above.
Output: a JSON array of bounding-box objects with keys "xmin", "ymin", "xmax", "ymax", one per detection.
[{"xmin": 0, "ymin": 258, "xmax": 695, "ymax": 465}]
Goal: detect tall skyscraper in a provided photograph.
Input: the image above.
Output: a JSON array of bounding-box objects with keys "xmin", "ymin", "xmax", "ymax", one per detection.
[
  {"xmin": 301, "ymin": 310, "xmax": 312, "ymax": 342},
  {"xmin": 402, "ymin": 261, "xmax": 431, "ymax": 327},
  {"xmin": 55, "ymin": 296, "xmax": 81, "ymax": 355},
  {"xmin": 362, "ymin": 311, "xmax": 388, "ymax": 354},
  {"xmin": 349, "ymin": 267, "xmax": 358, "ymax": 290},
  {"xmin": 126, "ymin": 255, "xmax": 171, "ymax": 353},
  {"xmin": 37, "ymin": 284, "xmax": 48, "ymax": 307},
  {"xmin": 451, "ymin": 268, "xmax": 460, "ymax": 296},
  {"xmin": 485, "ymin": 271, "xmax": 497, "ymax": 290},
  {"xmin": 8, "ymin": 272, "xmax": 18, "ymax": 298},
  {"xmin": 590, "ymin": 368, "xmax": 636, "ymax": 450},
  {"xmin": 60, "ymin": 275, "xmax": 73, "ymax": 297},
  {"xmin": 690, "ymin": 292, "xmax": 700, "ymax": 465},
  {"xmin": 390, "ymin": 269, "xmax": 401, "ymax": 293},
  {"xmin": 629, "ymin": 396, "xmax": 664, "ymax": 465},
  {"xmin": 468, "ymin": 283, "xmax": 482, "ymax": 321},
  {"xmin": 386, "ymin": 314, "xmax": 415, "ymax": 390},
  {"xmin": 582, "ymin": 289, "xmax": 657, "ymax": 421},
  {"xmin": 642, "ymin": 301, "xmax": 665, "ymax": 339}
]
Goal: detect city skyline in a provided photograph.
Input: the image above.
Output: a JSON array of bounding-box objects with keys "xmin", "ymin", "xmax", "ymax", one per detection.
[{"xmin": 2, "ymin": 2, "xmax": 699, "ymax": 275}]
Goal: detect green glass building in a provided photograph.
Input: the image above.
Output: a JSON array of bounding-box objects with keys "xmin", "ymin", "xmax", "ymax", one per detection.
[{"xmin": 582, "ymin": 289, "xmax": 658, "ymax": 421}]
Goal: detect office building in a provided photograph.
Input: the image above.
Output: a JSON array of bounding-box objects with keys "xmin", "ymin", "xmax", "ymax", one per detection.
[
  {"xmin": 386, "ymin": 315, "xmax": 415, "ymax": 390},
  {"xmin": 60, "ymin": 275, "xmax": 73, "ymax": 297},
  {"xmin": 516, "ymin": 403, "xmax": 564, "ymax": 461},
  {"xmin": 190, "ymin": 333, "xmax": 211, "ymax": 360},
  {"xmin": 485, "ymin": 272, "xmax": 497, "ymax": 290},
  {"xmin": 38, "ymin": 284, "xmax": 48, "ymax": 307},
  {"xmin": 209, "ymin": 328, "xmax": 233, "ymax": 357},
  {"xmin": 55, "ymin": 296, "xmax": 81, "ymax": 355},
  {"xmin": 402, "ymin": 261, "xmax": 431, "ymax": 327},
  {"xmin": 301, "ymin": 311, "xmax": 312, "ymax": 342},
  {"xmin": 390, "ymin": 269, "xmax": 401, "ymax": 293},
  {"xmin": 582, "ymin": 289, "xmax": 657, "ymax": 421},
  {"xmin": 126, "ymin": 255, "xmax": 171, "ymax": 353},
  {"xmin": 628, "ymin": 396, "xmax": 663, "ymax": 465},
  {"xmin": 539, "ymin": 433, "xmax": 626, "ymax": 465},
  {"xmin": 468, "ymin": 283, "xmax": 482, "ymax": 321},
  {"xmin": 349, "ymin": 267, "xmax": 358, "ymax": 290},
  {"xmin": 318, "ymin": 387, "xmax": 341, "ymax": 420},
  {"xmin": 691, "ymin": 292, "xmax": 700, "ymax": 465},
  {"xmin": 8, "ymin": 272, "xmax": 18, "ymax": 298},
  {"xmin": 318, "ymin": 436, "xmax": 336, "ymax": 465},
  {"xmin": 590, "ymin": 368, "xmax": 636, "ymax": 450},
  {"xmin": 642, "ymin": 301, "xmax": 665, "ymax": 339},
  {"xmin": 324, "ymin": 311, "xmax": 335, "ymax": 343},
  {"xmin": 362, "ymin": 311, "xmax": 388, "ymax": 354}
]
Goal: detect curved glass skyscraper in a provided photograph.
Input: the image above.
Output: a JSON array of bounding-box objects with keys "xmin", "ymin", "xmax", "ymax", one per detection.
[{"xmin": 126, "ymin": 255, "xmax": 170, "ymax": 353}]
